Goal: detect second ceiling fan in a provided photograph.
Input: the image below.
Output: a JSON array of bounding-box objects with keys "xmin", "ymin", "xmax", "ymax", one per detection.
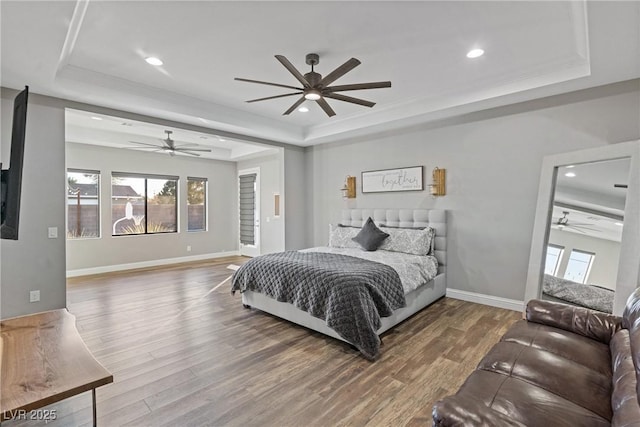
[{"xmin": 235, "ymin": 53, "xmax": 391, "ymax": 117}]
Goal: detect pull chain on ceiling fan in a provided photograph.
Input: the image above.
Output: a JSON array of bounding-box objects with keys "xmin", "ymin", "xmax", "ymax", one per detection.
[
  {"xmin": 128, "ymin": 130, "xmax": 212, "ymax": 157},
  {"xmin": 235, "ymin": 53, "xmax": 392, "ymax": 117}
]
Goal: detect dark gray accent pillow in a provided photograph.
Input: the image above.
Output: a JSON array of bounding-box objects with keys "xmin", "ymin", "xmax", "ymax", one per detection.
[{"xmin": 352, "ymin": 217, "xmax": 389, "ymax": 251}]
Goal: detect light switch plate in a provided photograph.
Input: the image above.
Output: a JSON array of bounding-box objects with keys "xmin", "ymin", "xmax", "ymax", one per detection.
[
  {"xmin": 30, "ymin": 290, "xmax": 40, "ymax": 302},
  {"xmin": 48, "ymin": 227, "xmax": 58, "ymax": 238}
]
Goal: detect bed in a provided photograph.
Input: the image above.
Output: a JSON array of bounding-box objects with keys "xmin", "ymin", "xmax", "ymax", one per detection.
[
  {"xmin": 542, "ymin": 273, "xmax": 614, "ymax": 313},
  {"xmin": 231, "ymin": 209, "xmax": 447, "ymax": 359}
]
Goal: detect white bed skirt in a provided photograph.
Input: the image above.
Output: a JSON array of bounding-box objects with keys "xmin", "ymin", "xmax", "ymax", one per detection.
[{"xmin": 241, "ymin": 272, "xmax": 447, "ymax": 343}]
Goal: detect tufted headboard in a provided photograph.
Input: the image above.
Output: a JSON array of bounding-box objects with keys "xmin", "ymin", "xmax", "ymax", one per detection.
[{"xmin": 340, "ymin": 209, "xmax": 447, "ymax": 273}]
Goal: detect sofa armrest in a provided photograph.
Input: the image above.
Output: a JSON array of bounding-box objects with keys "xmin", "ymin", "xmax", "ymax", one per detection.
[
  {"xmin": 526, "ymin": 299, "xmax": 622, "ymax": 344},
  {"xmin": 432, "ymin": 396, "xmax": 525, "ymax": 427}
]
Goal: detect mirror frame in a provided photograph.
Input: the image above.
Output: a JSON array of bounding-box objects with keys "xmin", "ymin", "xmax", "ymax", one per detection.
[{"xmin": 525, "ymin": 140, "xmax": 640, "ymax": 315}]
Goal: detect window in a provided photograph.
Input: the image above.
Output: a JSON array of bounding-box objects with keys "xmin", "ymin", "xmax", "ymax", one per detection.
[
  {"xmin": 239, "ymin": 173, "xmax": 257, "ymax": 245},
  {"xmin": 187, "ymin": 177, "xmax": 207, "ymax": 232},
  {"xmin": 67, "ymin": 169, "xmax": 100, "ymax": 239},
  {"xmin": 563, "ymin": 249, "xmax": 595, "ymax": 284},
  {"xmin": 544, "ymin": 244, "xmax": 564, "ymax": 276},
  {"xmin": 111, "ymin": 173, "xmax": 178, "ymax": 235}
]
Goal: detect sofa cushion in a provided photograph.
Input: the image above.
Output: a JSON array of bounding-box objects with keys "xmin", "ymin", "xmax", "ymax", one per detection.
[
  {"xmin": 451, "ymin": 370, "xmax": 610, "ymax": 427},
  {"xmin": 502, "ymin": 320, "xmax": 612, "ymax": 376},
  {"xmin": 477, "ymin": 341, "xmax": 612, "ymax": 421},
  {"xmin": 610, "ymin": 330, "xmax": 640, "ymax": 425}
]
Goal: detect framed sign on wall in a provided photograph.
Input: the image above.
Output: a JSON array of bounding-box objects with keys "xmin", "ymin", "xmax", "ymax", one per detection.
[{"xmin": 361, "ymin": 166, "xmax": 424, "ymax": 193}]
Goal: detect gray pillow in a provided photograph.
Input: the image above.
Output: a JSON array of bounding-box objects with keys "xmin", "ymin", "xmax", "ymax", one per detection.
[{"xmin": 352, "ymin": 217, "xmax": 389, "ymax": 251}]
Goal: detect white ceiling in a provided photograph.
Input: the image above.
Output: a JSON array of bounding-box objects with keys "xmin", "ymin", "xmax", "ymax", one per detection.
[
  {"xmin": 553, "ymin": 158, "xmax": 631, "ymax": 242},
  {"xmin": 65, "ymin": 109, "xmax": 278, "ymax": 161},
  {"xmin": 2, "ymin": 1, "xmax": 639, "ymax": 146}
]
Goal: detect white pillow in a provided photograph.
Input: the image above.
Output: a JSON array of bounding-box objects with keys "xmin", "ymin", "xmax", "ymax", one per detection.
[
  {"xmin": 378, "ymin": 226, "xmax": 435, "ymax": 256},
  {"xmin": 328, "ymin": 224, "xmax": 360, "ymax": 248}
]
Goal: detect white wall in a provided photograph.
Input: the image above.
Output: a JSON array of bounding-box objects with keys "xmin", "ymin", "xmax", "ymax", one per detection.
[
  {"xmin": 306, "ymin": 81, "xmax": 640, "ymax": 301},
  {"xmin": 548, "ymin": 228, "xmax": 621, "ymax": 290},
  {"xmin": 237, "ymin": 151, "xmax": 285, "ymax": 255},
  {"xmin": 1, "ymin": 90, "xmax": 67, "ymax": 319},
  {"xmin": 65, "ymin": 142, "xmax": 238, "ymax": 271}
]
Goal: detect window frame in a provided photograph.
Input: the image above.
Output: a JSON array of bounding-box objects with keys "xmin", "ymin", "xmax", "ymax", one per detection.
[
  {"xmin": 111, "ymin": 172, "xmax": 179, "ymax": 237},
  {"xmin": 187, "ymin": 176, "xmax": 208, "ymax": 232},
  {"xmin": 67, "ymin": 168, "xmax": 101, "ymax": 240},
  {"xmin": 563, "ymin": 249, "xmax": 595, "ymax": 284},
  {"xmin": 544, "ymin": 243, "xmax": 564, "ymax": 276}
]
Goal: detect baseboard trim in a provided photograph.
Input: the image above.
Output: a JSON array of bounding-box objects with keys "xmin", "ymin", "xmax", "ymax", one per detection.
[
  {"xmin": 446, "ymin": 288, "xmax": 524, "ymax": 312},
  {"xmin": 66, "ymin": 251, "xmax": 241, "ymax": 278}
]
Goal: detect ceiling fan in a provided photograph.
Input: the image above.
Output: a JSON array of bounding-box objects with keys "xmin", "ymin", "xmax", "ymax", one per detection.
[
  {"xmin": 552, "ymin": 211, "xmax": 600, "ymax": 234},
  {"xmin": 128, "ymin": 131, "xmax": 212, "ymax": 157},
  {"xmin": 235, "ymin": 53, "xmax": 391, "ymax": 117}
]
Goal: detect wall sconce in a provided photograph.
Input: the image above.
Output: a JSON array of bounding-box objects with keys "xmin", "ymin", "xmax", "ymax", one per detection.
[
  {"xmin": 429, "ymin": 167, "xmax": 446, "ymax": 196},
  {"xmin": 341, "ymin": 176, "xmax": 356, "ymax": 199}
]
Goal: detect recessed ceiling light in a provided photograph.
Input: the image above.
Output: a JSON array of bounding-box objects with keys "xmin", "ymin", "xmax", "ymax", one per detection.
[
  {"xmin": 615, "ymin": 222, "xmax": 624, "ymax": 227},
  {"xmin": 566, "ymin": 165, "xmax": 575, "ymax": 168},
  {"xmin": 145, "ymin": 57, "xmax": 163, "ymax": 66},
  {"xmin": 565, "ymin": 172, "xmax": 576, "ymax": 177},
  {"xmin": 91, "ymin": 116, "xmax": 102, "ymax": 121},
  {"xmin": 298, "ymin": 106, "xmax": 309, "ymax": 113},
  {"xmin": 466, "ymin": 48, "xmax": 484, "ymax": 59}
]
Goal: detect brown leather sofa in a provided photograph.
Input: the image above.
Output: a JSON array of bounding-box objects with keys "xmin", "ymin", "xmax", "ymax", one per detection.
[{"xmin": 432, "ymin": 288, "xmax": 640, "ymax": 426}]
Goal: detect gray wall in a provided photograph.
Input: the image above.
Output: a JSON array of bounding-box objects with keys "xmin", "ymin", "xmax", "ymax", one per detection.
[
  {"xmin": 284, "ymin": 146, "xmax": 308, "ymax": 250},
  {"xmin": 66, "ymin": 142, "xmax": 238, "ymax": 271},
  {"xmin": 1, "ymin": 90, "xmax": 67, "ymax": 319},
  {"xmin": 237, "ymin": 151, "xmax": 285, "ymax": 255},
  {"xmin": 306, "ymin": 81, "xmax": 640, "ymax": 301}
]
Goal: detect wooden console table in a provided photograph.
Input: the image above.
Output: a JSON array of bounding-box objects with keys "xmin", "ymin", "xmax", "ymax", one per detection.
[{"xmin": 1, "ymin": 309, "xmax": 113, "ymax": 426}]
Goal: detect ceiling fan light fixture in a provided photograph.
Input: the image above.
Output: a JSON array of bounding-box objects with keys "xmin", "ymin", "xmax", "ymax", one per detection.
[
  {"xmin": 304, "ymin": 90, "xmax": 322, "ymax": 101},
  {"xmin": 565, "ymin": 172, "xmax": 576, "ymax": 177}
]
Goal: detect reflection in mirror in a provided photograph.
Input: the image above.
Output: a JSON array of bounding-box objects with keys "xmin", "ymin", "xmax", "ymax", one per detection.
[{"xmin": 541, "ymin": 158, "xmax": 630, "ymax": 313}]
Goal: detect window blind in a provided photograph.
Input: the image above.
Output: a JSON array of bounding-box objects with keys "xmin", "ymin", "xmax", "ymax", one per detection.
[{"xmin": 239, "ymin": 173, "xmax": 257, "ymax": 245}]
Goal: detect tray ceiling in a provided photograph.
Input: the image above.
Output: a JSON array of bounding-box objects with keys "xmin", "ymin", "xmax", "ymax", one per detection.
[{"xmin": 1, "ymin": 1, "xmax": 639, "ymax": 146}]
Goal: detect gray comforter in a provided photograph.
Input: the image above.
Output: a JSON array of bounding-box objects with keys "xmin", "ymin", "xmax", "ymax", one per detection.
[
  {"xmin": 231, "ymin": 251, "xmax": 406, "ymax": 360},
  {"xmin": 543, "ymin": 274, "xmax": 614, "ymax": 313}
]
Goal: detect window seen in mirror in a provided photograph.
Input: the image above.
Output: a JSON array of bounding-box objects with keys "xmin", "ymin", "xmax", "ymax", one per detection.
[
  {"xmin": 544, "ymin": 244, "xmax": 564, "ymax": 276},
  {"xmin": 563, "ymin": 249, "xmax": 595, "ymax": 284}
]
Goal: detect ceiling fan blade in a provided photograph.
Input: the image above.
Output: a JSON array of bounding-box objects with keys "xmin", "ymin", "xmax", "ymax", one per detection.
[
  {"xmin": 283, "ymin": 96, "xmax": 306, "ymax": 115},
  {"xmin": 324, "ymin": 93, "xmax": 375, "ymax": 108},
  {"xmin": 316, "ymin": 97, "xmax": 336, "ymax": 117},
  {"xmin": 326, "ymin": 81, "xmax": 392, "ymax": 92},
  {"xmin": 175, "ymin": 147, "xmax": 212, "ymax": 152},
  {"xmin": 274, "ymin": 55, "xmax": 310, "ymax": 88},
  {"xmin": 614, "ymin": 184, "xmax": 628, "ymax": 188},
  {"xmin": 177, "ymin": 151, "xmax": 202, "ymax": 157},
  {"xmin": 246, "ymin": 92, "xmax": 303, "ymax": 103},
  {"xmin": 129, "ymin": 141, "xmax": 162, "ymax": 148},
  {"xmin": 319, "ymin": 58, "xmax": 361, "ymax": 87},
  {"xmin": 234, "ymin": 78, "xmax": 302, "ymax": 91}
]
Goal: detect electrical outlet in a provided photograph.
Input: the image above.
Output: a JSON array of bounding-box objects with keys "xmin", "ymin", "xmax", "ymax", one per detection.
[
  {"xmin": 29, "ymin": 290, "xmax": 40, "ymax": 303},
  {"xmin": 48, "ymin": 227, "xmax": 58, "ymax": 238},
  {"xmin": 186, "ymin": 245, "xmax": 192, "ymax": 252}
]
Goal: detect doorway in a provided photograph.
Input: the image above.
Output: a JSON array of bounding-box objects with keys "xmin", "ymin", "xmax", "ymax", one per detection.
[{"xmin": 238, "ymin": 168, "xmax": 260, "ymax": 257}]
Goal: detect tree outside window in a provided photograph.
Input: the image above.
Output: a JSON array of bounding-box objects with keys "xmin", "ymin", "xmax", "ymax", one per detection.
[
  {"xmin": 67, "ymin": 170, "xmax": 100, "ymax": 239},
  {"xmin": 187, "ymin": 177, "xmax": 207, "ymax": 232}
]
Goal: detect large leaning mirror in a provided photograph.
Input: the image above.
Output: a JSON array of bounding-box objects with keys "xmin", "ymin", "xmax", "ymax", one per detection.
[{"xmin": 525, "ymin": 140, "xmax": 640, "ymax": 315}]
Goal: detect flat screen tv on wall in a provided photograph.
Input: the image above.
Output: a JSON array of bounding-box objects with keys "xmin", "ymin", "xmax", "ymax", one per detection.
[{"xmin": 1, "ymin": 86, "xmax": 29, "ymax": 240}]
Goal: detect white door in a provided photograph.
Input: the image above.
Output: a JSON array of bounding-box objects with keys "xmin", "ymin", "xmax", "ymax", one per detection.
[{"xmin": 238, "ymin": 168, "xmax": 260, "ymax": 257}]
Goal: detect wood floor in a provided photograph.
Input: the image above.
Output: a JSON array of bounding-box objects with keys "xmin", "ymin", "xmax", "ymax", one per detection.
[{"xmin": 4, "ymin": 256, "xmax": 521, "ymax": 427}]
